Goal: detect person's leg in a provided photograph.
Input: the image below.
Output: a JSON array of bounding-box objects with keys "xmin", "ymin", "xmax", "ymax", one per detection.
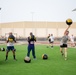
[
  {"xmin": 47, "ymin": 40, "xmax": 50, "ymax": 48},
  {"xmin": 12, "ymin": 50, "xmax": 16, "ymax": 60},
  {"xmin": 64, "ymin": 48, "xmax": 67, "ymax": 60},
  {"xmin": 72, "ymin": 42, "xmax": 75, "ymax": 47},
  {"xmin": 5, "ymin": 51, "xmax": 9, "ymax": 60},
  {"xmin": 27, "ymin": 45, "xmax": 31, "ymax": 57},
  {"xmin": 5, "ymin": 47, "xmax": 10, "ymax": 60},
  {"xmin": 51, "ymin": 42, "xmax": 54, "ymax": 48},
  {"xmin": 11, "ymin": 46, "xmax": 17, "ymax": 60},
  {"xmin": 47, "ymin": 39, "xmax": 51, "ymax": 48},
  {"xmin": 32, "ymin": 45, "xmax": 36, "ymax": 59},
  {"xmin": 60, "ymin": 47, "xmax": 64, "ymax": 56}
]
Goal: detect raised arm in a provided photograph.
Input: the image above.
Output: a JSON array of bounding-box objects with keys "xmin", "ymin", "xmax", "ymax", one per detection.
[{"xmin": 64, "ymin": 25, "xmax": 71, "ymax": 35}]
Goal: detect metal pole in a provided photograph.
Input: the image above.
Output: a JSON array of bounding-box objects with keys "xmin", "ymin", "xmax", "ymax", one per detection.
[
  {"xmin": 72, "ymin": 8, "xmax": 76, "ymax": 11},
  {"xmin": 31, "ymin": 12, "xmax": 35, "ymax": 34},
  {"xmin": 31, "ymin": 12, "xmax": 34, "ymax": 21},
  {"xmin": 0, "ymin": 8, "xmax": 1, "ymax": 10}
]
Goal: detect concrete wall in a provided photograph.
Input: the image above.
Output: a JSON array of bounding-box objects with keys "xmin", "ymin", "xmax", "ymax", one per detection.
[{"xmin": 0, "ymin": 21, "xmax": 76, "ymax": 38}]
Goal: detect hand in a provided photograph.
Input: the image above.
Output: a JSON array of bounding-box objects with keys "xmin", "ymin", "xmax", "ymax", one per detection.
[{"xmin": 68, "ymin": 25, "xmax": 71, "ymax": 28}]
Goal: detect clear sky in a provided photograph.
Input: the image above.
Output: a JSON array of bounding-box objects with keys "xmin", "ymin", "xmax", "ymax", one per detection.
[{"xmin": 0, "ymin": 0, "xmax": 76, "ymax": 23}]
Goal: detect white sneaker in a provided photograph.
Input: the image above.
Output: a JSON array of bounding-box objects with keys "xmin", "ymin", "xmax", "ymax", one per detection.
[{"xmin": 65, "ymin": 57, "xmax": 67, "ymax": 60}]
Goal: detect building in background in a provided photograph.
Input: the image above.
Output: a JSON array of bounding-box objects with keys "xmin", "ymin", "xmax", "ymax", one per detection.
[{"xmin": 0, "ymin": 21, "xmax": 76, "ymax": 39}]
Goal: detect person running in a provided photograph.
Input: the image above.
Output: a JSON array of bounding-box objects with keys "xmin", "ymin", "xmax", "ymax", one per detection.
[
  {"xmin": 49, "ymin": 34, "xmax": 54, "ymax": 48},
  {"xmin": 5, "ymin": 32, "xmax": 17, "ymax": 61},
  {"xmin": 27, "ymin": 32, "xmax": 36, "ymax": 59},
  {"xmin": 47, "ymin": 34, "xmax": 54, "ymax": 48},
  {"xmin": 60, "ymin": 25, "xmax": 71, "ymax": 60},
  {"xmin": 47, "ymin": 34, "xmax": 51, "ymax": 47}
]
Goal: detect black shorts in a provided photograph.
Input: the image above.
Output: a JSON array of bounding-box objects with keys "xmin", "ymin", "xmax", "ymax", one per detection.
[
  {"xmin": 60, "ymin": 44, "xmax": 67, "ymax": 48},
  {"xmin": 49, "ymin": 39, "xmax": 53, "ymax": 43},
  {"xmin": 6, "ymin": 46, "xmax": 15, "ymax": 51}
]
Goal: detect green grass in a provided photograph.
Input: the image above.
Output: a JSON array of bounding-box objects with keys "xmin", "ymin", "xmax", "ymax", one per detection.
[{"xmin": 0, "ymin": 44, "xmax": 76, "ymax": 75}]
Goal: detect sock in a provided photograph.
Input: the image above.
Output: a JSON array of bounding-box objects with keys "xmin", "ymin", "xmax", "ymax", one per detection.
[
  {"xmin": 65, "ymin": 51, "xmax": 67, "ymax": 58},
  {"xmin": 13, "ymin": 55, "xmax": 16, "ymax": 59},
  {"xmin": 6, "ymin": 55, "xmax": 8, "ymax": 60},
  {"xmin": 61, "ymin": 51, "xmax": 63, "ymax": 53}
]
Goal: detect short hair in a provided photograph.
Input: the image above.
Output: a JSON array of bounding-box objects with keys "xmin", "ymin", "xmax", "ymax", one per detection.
[
  {"xmin": 9, "ymin": 32, "xmax": 12, "ymax": 35},
  {"xmin": 30, "ymin": 32, "xmax": 33, "ymax": 35}
]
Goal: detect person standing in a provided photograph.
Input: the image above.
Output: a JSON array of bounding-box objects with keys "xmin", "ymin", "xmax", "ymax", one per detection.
[
  {"xmin": 60, "ymin": 25, "xmax": 71, "ymax": 60},
  {"xmin": 5, "ymin": 32, "xmax": 17, "ymax": 61},
  {"xmin": 70, "ymin": 34, "xmax": 75, "ymax": 47},
  {"xmin": 27, "ymin": 32, "xmax": 36, "ymax": 59}
]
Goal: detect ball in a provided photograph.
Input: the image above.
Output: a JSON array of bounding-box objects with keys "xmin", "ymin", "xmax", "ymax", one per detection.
[
  {"xmin": 42, "ymin": 54, "xmax": 48, "ymax": 60},
  {"xmin": 24, "ymin": 56, "xmax": 31, "ymax": 63},
  {"xmin": 66, "ymin": 18, "xmax": 73, "ymax": 25},
  {"xmin": 0, "ymin": 48, "xmax": 5, "ymax": 51}
]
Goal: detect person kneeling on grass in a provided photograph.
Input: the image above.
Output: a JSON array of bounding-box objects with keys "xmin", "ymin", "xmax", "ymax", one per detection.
[
  {"xmin": 60, "ymin": 25, "xmax": 71, "ymax": 60},
  {"xmin": 5, "ymin": 32, "xmax": 17, "ymax": 61}
]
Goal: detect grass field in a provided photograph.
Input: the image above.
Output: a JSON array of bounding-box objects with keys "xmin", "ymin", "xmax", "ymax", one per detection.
[{"xmin": 0, "ymin": 44, "xmax": 76, "ymax": 75}]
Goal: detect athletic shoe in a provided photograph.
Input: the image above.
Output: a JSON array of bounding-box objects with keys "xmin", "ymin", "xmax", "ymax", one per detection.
[
  {"xmin": 34, "ymin": 58, "xmax": 37, "ymax": 60},
  {"xmin": 62, "ymin": 53, "xmax": 64, "ymax": 56},
  {"xmin": 65, "ymin": 57, "xmax": 67, "ymax": 60},
  {"xmin": 5, "ymin": 59, "xmax": 7, "ymax": 61},
  {"xmin": 14, "ymin": 58, "xmax": 17, "ymax": 61}
]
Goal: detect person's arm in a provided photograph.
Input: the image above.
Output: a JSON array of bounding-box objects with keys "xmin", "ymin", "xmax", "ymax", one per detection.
[
  {"xmin": 64, "ymin": 25, "xmax": 71, "ymax": 35},
  {"xmin": 28, "ymin": 37, "xmax": 30, "ymax": 43},
  {"xmin": 6, "ymin": 39, "xmax": 9, "ymax": 43},
  {"xmin": 34, "ymin": 36, "xmax": 36, "ymax": 42},
  {"xmin": 13, "ymin": 36, "xmax": 16, "ymax": 43}
]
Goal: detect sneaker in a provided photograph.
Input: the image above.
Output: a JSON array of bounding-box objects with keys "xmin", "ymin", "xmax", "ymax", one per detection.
[
  {"xmin": 14, "ymin": 58, "xmax": 17, "ymax": 61},
  {"xmin": 62, "ymin": 53, "xmax": 64, "ymax": 56},
  {"xmin": 5, "ymin": 59, "xmax": 7, "ymax": 61},
  {"xmin": 65, "ymin": 57, "xmax": 67, "ymax": 60}
]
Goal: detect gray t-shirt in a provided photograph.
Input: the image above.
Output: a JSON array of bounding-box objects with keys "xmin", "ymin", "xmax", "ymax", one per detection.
[{"xmin": 60, "ymin": 35, "xmax": 69, "ymax": 45}]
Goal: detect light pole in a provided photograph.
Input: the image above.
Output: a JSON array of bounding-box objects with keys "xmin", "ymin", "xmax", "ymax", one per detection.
[
  {"xmin": 31, "ymin": 12, "xmax": 34, "ymax": 21},
  {"xmin": 72, "ymin": 8, "xmax": 76, "ymax": 11},
  {"xmin": 31, "ymin": 12, "xmax": 34, "ymax": 32},
  {"xmin": 31, "ymin": 12, "xmax": 37, "ymax": 36},
  {"xmin": 0, "ymin": 8, "xmax": 1, "ymax": 10}
]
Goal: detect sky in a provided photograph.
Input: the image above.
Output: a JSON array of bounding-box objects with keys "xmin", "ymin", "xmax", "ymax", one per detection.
[{"xmin": 0, "ymin": 0, "xmax": 76, "ymax": 23}]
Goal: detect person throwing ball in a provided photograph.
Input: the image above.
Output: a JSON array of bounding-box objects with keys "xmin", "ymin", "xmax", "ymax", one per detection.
[
  {"xmin": 27, "ymin": 32, "xmax": 36, "ymax": 59},
  {"xmin": 60, "ymin": 25, "xmax": 71, "ymax": 60},
  {"xmin": 5, "ymin": 32, "xmax": 17, "ymax": 61}
]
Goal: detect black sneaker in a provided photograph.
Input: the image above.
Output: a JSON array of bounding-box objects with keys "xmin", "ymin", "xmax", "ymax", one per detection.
[
  {"xmin": 5, "ymin": 59, "xmax": 7, "ymax": 61},
  {"xmin": 14, "ymin": 58, "xmax": 17, "ymax": 61}
]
